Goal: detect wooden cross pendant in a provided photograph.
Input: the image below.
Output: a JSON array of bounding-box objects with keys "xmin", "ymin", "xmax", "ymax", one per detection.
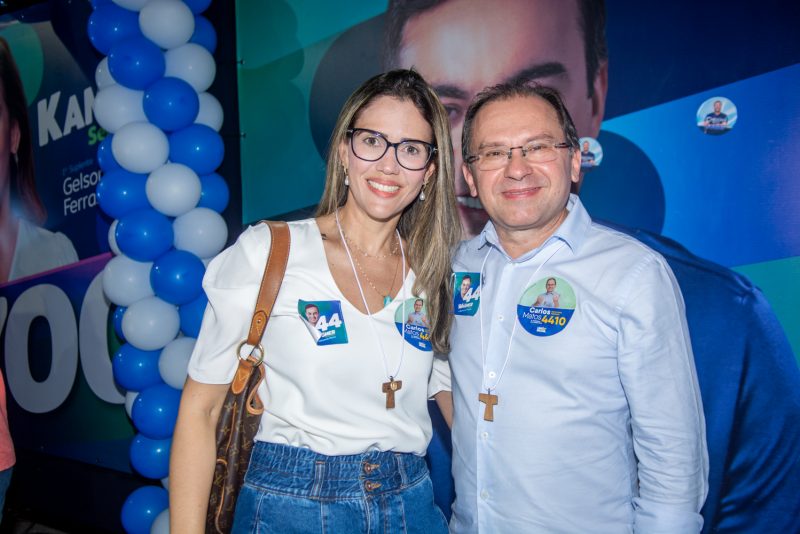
[
  {"xmin": 478, "ymin": 391, "xmax": 498, "ymax": 421},
  {"xmin": 382, "ymin": 378, "xmax": 403, "ymax": 409}
]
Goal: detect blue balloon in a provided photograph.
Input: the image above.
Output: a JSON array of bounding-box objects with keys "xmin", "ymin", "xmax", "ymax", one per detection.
[
  {"xmin": 113, "ymin": 305, "xmax": 127, "ymax": 340},
  {"xmin": 108, "ymin": 36, "xmax": 166, "ymax": 91},
  {"xmin": 143, "ymin": 77, "xmax": 200, "ymax": 132},
  {"xmin": 130, "ymin": 433, "xmax": 171, "ymax": 479},
  {"xmin": 179, "ymin": 292, "xmax": 208, "ymax": 337},
  {"xmin": 96, "ymin": 168, "xmax": 149, "ymax": 220},
  {"xmin": 150, "ymin": 249, "xmax": 205, "ymax": 305},
  {"xmin": 131, "ymin": 383, "xmax": 181, "ymax": 439},
  {"xmin": 97, "ymin": 135, "xmax": 121, "ymax": 172},
  {"xmin": 115, "ymin": 208, "xmax": 174, "ymax": 262},
  {"xmin": 183, "ymin": 0, "xmax": 212, "ymax": 14},
  {"xmin": 87, "ymin": 3, "xmax": 140, "ymax": 55},
  {"xmin": 189, "ymin": 15, "xmax": 217, "ymax": 53},
  {"xmin": 113, "ymin": 343, "xmax": 163, "ymax": 392},
  {"xmin": 121, "ymin": 486, "xmax": 168, "ymax": 534},
  {"xmin": 198, "ymin": 172, "xmax": 229, "ymax": 213},
  {"xmin": 169, "ymin": 124, "xmax": 224, "ymax": 175}
]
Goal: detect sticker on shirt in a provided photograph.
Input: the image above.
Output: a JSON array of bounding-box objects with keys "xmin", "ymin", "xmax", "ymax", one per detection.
[
  {"xmin": 517, "ymin": 277, "xmax": 576, "ymax": 336},
  {"xmin": 394, "ymin": 297, "xmax": 432, "ymax": 351},
  {"xmin": 298, "ymin": 299, "xmax": 348, "ymax": 346},
  {"xmin": 453, "ymin": 272, "xmax": 480, "ymax": 316}
]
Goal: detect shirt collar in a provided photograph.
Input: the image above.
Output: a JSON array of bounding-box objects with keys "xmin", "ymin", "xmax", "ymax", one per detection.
[{"xmin": 476, "ymin": 194, "xmax": 592, "ymax": 261}]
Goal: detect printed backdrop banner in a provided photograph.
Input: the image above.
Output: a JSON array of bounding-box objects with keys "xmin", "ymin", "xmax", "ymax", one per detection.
[
  {"xmin": 0, "ymin": 1, "xmax": 133, "ymax": 472},
  {"xmin": 236, "ymin": 0, "xmax": 800, "ymax": 361}
]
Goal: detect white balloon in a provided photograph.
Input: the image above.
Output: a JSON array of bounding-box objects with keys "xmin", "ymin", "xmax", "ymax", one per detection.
[
  {"xmin": 125, "ymin": 390, "xmax": 139, "ymax": 418},
  {"xmin": 102, "ymin": 254, "xmax": 154, "ymax": 306},
  {"xmin": 164, "ymin": 43, "xmax": 216, "ymax": 93},
  {"xmin": 111, "ymin": 0, "xmax": 148, "ymax": 11},
  {"xmin": 112, "ymin": 121, "xmax": 169, "ymax": 174},
  {"xmin": 195, "ymin": 92, "xmax": 223, "ymax": 131},
  {"xmin": 158, "ymin": 336, "xmax": 195, "ymax": 389},
  {"xmin": 140, "ymin": 0, "xmax": 195, "ymax": 50},
  {"xmin": 173, "ymin": 208, "xmax": 227, "ymax": 259},
  {"xmin": 93, "ymin": 84, "xmax": 146, "ymax": 134},
  {"xmin": 150, "ymin": 508, "xmax": 170, "ymax": 534},
  {"xmin": 122, "ymin": 296, "xmax": 181, "ymax": 351},
  {"xmin": 95, "ymin": 57, "xmax": 116, "ymax": 90},
  {"xmin": 108, "ymin": 220, "xmax": 122, "ymax": 256},
  {"xmin": 146, "ymin": 163, "xmax": 201, "ymax": 217}
]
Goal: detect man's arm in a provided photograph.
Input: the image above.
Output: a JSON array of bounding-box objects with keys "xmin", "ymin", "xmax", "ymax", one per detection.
[
  {"xmin": 617, "ymin": 255, "xmax": 708, "ymax": 532},
  {"xmin": 710, "ymin": 289, "xmax": 800, "ymax": 532}
]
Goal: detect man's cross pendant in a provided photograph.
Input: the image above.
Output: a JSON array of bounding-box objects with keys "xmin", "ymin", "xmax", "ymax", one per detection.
[
  {"xmin": 382, "ymin": 378, "xmax": 402, "ymax": 409},
  {"xmin": 478, "ymin": 391, "xmax": 498, "ymax": 421}
]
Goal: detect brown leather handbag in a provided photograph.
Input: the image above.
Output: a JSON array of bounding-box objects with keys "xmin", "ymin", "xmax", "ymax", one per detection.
[{"xmin": 206, "ymin": 221, "xmax": 290, "ymax": 534}]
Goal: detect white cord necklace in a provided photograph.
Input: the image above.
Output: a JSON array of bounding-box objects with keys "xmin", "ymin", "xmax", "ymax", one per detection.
[
  {"xmin": 335, "ymin": 209, "xmax": 407, "ymax": 409},
  {"xmin": 477, "ymin": 240, "xmax": 565, "ymax": 421}
]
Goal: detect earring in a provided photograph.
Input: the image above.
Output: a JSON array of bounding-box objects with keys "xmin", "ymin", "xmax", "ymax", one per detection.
[
  {"xmin": 344, "ymin": 167, "xmax": 349, "ymax": 186},
  {"xmin": 419, "ymin": 189, "xmax": 426, "ymax": 201}
]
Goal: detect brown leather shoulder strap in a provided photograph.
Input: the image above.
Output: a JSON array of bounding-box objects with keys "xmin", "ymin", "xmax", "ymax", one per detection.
[{"xmin": 245, "ymin": 221, "xmax": 291, "ymax": 346}]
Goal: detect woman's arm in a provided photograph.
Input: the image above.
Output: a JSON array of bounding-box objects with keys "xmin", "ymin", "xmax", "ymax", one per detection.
[
  {"xmin": 434, "ymin": 390, "xmax": 453, "ymax": 429},
  {"xmin": 169, "ymin": 378, "xmax": 230, "ymax": 533}
]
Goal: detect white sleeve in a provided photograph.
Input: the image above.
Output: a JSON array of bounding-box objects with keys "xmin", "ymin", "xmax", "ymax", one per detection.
[
  {"xmin": 427, "ymin": 351, "xmax": 452, "ymax": 397},
  {"xmin": 187, "ymin": 223, "xmax": 272, "ymax": 384}
]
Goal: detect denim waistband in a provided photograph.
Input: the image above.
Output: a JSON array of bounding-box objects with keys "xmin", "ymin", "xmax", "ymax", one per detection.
[{"xmin": 244, "ymin": 441, "xmax": 429, "ymax": 500}]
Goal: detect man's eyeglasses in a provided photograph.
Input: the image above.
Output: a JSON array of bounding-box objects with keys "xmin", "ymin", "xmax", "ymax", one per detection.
[
  {"xmin": 347, "ymin": 128, "xmax": 436, "ymax": 171},
  {"xmin": 465, "ymin": 141, "xmax": 572, "ymax": 171}
]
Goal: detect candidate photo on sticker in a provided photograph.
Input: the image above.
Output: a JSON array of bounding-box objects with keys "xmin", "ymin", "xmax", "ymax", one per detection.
[
  {"xmin": 298, "ymin": 299, "xmax": 349, "ymax": 346},
  {"xmin": 517, "ymin": 276, "xmax": 577, "ymax": 337},
  {"xmin": 394, "ymin": 297, "xmax": 432, "ymax": 351},
  {"xmin": 453, "ymin": 272, "xmax": 480, "ymax": 316}
]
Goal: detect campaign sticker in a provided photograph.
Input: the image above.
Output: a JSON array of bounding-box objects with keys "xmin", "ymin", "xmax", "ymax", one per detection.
[
  {"xmin": 579, "ymin": 137, "xmax": 603, "ymax": 169},
  {"xmin": 696, "ymin": 96, "xmax": 737, "ymax": 135},
  {"xmin": 453, "ymin": 272, "xmax": 480, "ymax": 316},
  {"xmin": 517, "ymin": 276, "xmax": 576, "ymax": 336},
  {"xmin": 298, "ymin": 299, "xmax": 348, "ymax": 346},
  {"xmin": 394, "ymin": 297, "xmax": 432, "ymax": 351}
]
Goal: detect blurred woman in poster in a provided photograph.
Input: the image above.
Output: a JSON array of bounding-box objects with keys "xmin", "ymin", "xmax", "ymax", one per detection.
[{"xmin": 0, "ymin": 36, "xmax": 77, "ymax": 284}]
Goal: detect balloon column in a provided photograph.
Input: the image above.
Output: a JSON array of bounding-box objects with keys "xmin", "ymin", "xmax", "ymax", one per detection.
[{"xmin": 89, "ymin": 0, "xmax": 227, "ymax": 532}]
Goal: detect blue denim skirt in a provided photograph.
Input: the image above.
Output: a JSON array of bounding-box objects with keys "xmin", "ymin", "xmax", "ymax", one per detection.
[{"xmin": 231, "ymin": 441, "xmax": 448, "ymax": 534}]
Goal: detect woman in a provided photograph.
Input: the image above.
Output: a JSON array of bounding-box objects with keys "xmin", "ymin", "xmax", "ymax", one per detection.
[
  {"xmin": 171, "ymin": 69, "xmax": 460, "ymax": 532},
  {"xmin": 0, "ymin": 37, "xmax": 77, "ymax": 283}
]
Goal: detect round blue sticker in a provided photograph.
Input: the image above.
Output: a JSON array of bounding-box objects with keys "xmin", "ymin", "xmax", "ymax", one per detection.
[
  {"xmin": 517, "ymin": 276, "xmax": 576, "ymax": 336},
  {"xmin": 394, "ymin": 297, "xmax": 432, "ymax": 351}
]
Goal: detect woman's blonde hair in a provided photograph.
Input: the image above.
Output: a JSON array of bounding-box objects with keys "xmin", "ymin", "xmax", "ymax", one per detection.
[{"xmin": 316, "ymin": 69, "xmax": 461, "ymax": 354}]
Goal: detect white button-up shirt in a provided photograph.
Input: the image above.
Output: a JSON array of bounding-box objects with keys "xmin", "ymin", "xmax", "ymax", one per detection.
[{"xmin": 448, "ymin": 195, "xmax": 708, "ymax": 533}]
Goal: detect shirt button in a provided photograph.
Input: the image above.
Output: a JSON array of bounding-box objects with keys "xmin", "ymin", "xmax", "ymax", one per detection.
[
  {"xmin": 497, "ymin": 314, "xmax": 504, "ymax": 321},
  {"xmin": 481, "ymin": 431, "xmax": 489, "ymax": 440},
  {"xmin": 488, "ymin": 371, "xmax": 496, "ymax": 379},
  {"xmin": 480, "ymin": 489, "xmax": 489, "ymax": 500}
]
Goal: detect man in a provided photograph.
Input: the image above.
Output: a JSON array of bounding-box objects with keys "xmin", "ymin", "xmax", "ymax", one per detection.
[
  {"xmin": 448, "ymin": 81, "xmax": 707, "ymax": 532},
  {"xmin": 702, "ymin": 100, "xmax": 728, "ymax": 134},
  {"xmin": 407, "ymin": 298, "xmax": 429, "ymax": 327},
  {"xmin": 385, "ymin": 1, "xmax": 800, "ymax": 531},
  {"xmin": 304, "ymin": 303, "xmax": 320, "ymax": 326},
  {"xmin": 534, "ymin": 277, "xmax": 560, "ymax": 308},
  {"xmin": 580, "ymin": 140, "xmax": 596, "ymax": 168}
]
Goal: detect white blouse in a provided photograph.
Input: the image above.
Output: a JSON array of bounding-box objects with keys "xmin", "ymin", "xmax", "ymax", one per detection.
[{"xmin": 188, "ymin": 219, "xmax": 451, "ymax": 456}]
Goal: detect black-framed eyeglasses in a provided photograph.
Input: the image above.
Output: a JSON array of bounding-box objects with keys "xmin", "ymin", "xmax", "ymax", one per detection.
[
  {"xmin": 465, "ymin": 141, "xmax": 572, "ymax": 171},
  {"xmin": 347, "ymin": 128, "xmax": 436, "ymax": 171}
]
